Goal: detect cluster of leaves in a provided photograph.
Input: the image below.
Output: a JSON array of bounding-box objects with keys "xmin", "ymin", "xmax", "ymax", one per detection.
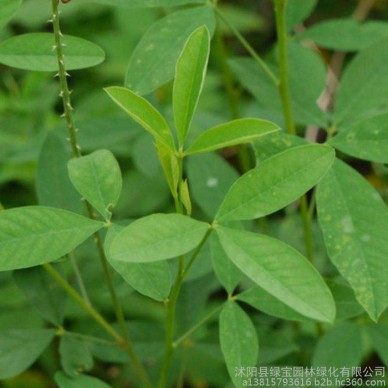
[{"xmin": 0, "ymin": 0, "xmax": 388, "ymax": 387}]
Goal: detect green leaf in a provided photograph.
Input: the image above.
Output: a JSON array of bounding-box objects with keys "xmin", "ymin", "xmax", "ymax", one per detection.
[
  {"xmin": 186, "ymin": 152, "xmax": 239, "ymax": 219},
  {"xmin": 0, "ymin": 33, "xmax": 105, "ymax": 71},
  {"xmin": 59, "ymin": 334, "xmax": 94, "ymax": 377},
  {"xmin": 286, "ymin": 0, "xmax": 318, "ymax": 31},
  {"xmin": 173, "ymin": 26, "xmax": 210, "ymax": 146},
  {"xmin": 104, "ymin": 87, "xmax": 174, "ymax": 149},
  {"xmin": 210, "ymin": 233, "xmax": 241, "ymax": 294},
  {"xmin": 258, "ymin": 328, "xmax": 298, "ymax": 365},
  {"xmin": 216, "ymin": 226, "xmax": 336, "ymax": 322},
  {"xmin": 125, "ymin": 6, "xmax": 215, "ymax": 95},
  {"xmin": 54, "ymin": 371, "xmax": 111, "ymax": 388},
  {"xmin": 0, "ymin": 328, "xmax": 55, "ymax": 379},
  {"xmin": 229, "ymin": 42, "xmax": 327, "ymax": 127},
  {"xmin": 79, "ymin": 0, "xmax": 205, "ymax": 7},
  {"xmin": 329, "ymin": 113, "xmax": 388, "ymax": 163},
  {"xmin": 219, "ymin": 301, "xmax": 258, "ymax": 387},
  {"xmin": 299, "ymin": 19, "xmax": 388, "ymax": 52},
  {"xmin": 185, "ymin": 118, "xmax": 279, "ymax": 155},
  {"xmin": 254, "ymin": 132, "xmax": 307, "ymax": 163},
  {"xmin": 0, "ymin": 206, "xmax": 103, "ymax": 271},
  {"xmin": 216, "ymin": 144, "xmax": 335, "ymax": 222},
  {"xmin": 317, "ymin": 159, "xmax": 388, "ymax": 321},
  {"xmin": 237, "ymin": 286, "xmax": 311, "ymax": 322},
  {"xmin": 312, "ymin": 323, "xmax": 363, "ymax": 382},
  {"xmin": 36, "ymin": 133, "xmax": 83, "ymax": 213},
  {"xmin": 109, "ymin": 213, "xmax": 209, "ymax": 263},
  {"xmin": 68, "ymin": 150, "xmax": 122, "ymax": 220},
  {"xmin": 0, "ymin": 0, "xmax": 21, "ymax": 30},
  {"xmin": 105, "ymin": 225, "xmax": 171, "ymax": 301},
  {"xmin": 367, "ymin": 324, "xmax": 388, "ymax": 366},
  {"xmin": 13, "ymin": 265, "xmax": 67, "ymax": 326},
  {"xmin": 327, "ymin": 280, "xmax": 364, "ymax": 321},
  {"xmin": 334, "ymin": 37, "xmax": 388, "ymax": 127}
]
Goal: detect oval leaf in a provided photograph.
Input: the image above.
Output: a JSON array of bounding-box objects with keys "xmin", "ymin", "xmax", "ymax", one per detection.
[
  {"xmin": 334, "ymin": 37, "xmax": 388, "ymax": 127},
  {"xmin": 125, "ymin": 6, "xmax": 215, "ymax": 95},
  {"xmin": 0, "ymin": 33, "xmax": 105, "ymax": 71},
  {"xmin": 186, "ymin": 118, "xmax": 279, "ymax": 155},
  {"xmin": 105, "ymin": 226, "xmax": 172, "ymax": 301},
  {"xmin": 300, "ymin": 19, "xmax": 388, "ymax": 52},
  {"xmin": 286, "ymin": 0, "xmax": 318, "ymax": 31},
  {"xmin": 229, "ymin": 42, "xmax": 327, "ymax": 127},
  {"xmin": 329, "ymin": 113, "xmax": 388, "ymax": 163},
  {"xmin": 68, "ymin": 150, "xmax": 122, "ymax": 220},
  {"xmin": 216, "ymin": 144, "xmax": 335, "ymax": 222},
  {"xmin": 173, "ymin": 25, "xmax": 210, "ymax": 146},
  {"xmin": 312, "ymin": 323, "xmax": 363, "ymax": 385},
  {"xmin": 317, "ymin": 159, "xmax": 388, "ymax": 321},
  {"xmin": 54, "ymin": 371, "xmax": 111, "ymax": 388},
  {"xmin": 104, "ymin": 86, "xmax": 174, "ymax": 149},
  {"xmin": 59, "ymin": 335, "xmax": 94, "ymax": 377},
  {"xmin": 216, "ymin": 226, "xmax": 336, "ymax": 322},
  {"xmin": 110, "ymin": 213, "xmax": 209, "ymax": 263},
  {"xmin": 219, "ymin": 301, "xmax": 258, "ymax": 387},
  {"xmin": 0, "ymin": 328, "xmax": 55, "ymax": 379},
  {"xmin": 0, "ymin": 206, "xmax": 103, "ymax": 271}
]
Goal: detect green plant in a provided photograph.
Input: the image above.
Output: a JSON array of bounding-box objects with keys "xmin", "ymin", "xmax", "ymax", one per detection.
[{"xmin": 0, "ymin": 0, "xmax": 388, "ymax": 387}]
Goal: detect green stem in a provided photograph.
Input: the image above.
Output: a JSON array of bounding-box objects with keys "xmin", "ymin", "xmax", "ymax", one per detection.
[
  {"xmin": 58, "ymin": 329, "xmax": 118, "ymax": 346},
  {"xmin": 45, "ymin": 262, "xmax": 151, "ymax": 387},
  {"xmin": 215, "ymin": 8, "xmax": 279, "ymax": 87},
  {"xmin": 274, "ymin": 0, "xmax": 296, "ymax": 136},
  {"xmin": 159, "ymin": 152, "xmax": 185, "ymax": 387},
  {"xmin": 158, "ymin": 262, "xmax": 184, "ymax": 388},
  {"xmin": 50, "ymin": 1, "xmax": 80, "ymax": 158},
  {"xmin": 68, "ymin": 251, "xmax": 91, "ymax": 305},
  {"xmin": 44, "ymin": 263, "xmax": 122, "ymax": 343},
  {"xmin": 50, "ymin": 3, "xmax": 151, "ymax": 386},
  {"xmin": 158, "ymin": 227, "xmax": 213, "ymax": 388},
  {"xmin": 274, "ymin": 0, "xmax": 314, "ymax": 261},
  {"xmin": 173, "ymin": 302, "xmax": 224, "ymax": 348},
  {"xmin": 213, "ymin": 22, "xmax": 240, "ymax": 120},
  {"xmin": 183, "ymin": 227, "xmax": 214, "ymax": 275},
  {"xmin": 300, "ymin": 195, "xmax": 314, "ymax": 263}
]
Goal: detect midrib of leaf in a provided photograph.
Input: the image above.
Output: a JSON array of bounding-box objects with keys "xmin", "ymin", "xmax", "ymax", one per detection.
[
  {"xmin": 1, "ymin": 223, "xmax": 98, "ymax": 244},
  {"xmin": 189, "ymin": 127, "xmax": 278, "ymax": 153}
]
